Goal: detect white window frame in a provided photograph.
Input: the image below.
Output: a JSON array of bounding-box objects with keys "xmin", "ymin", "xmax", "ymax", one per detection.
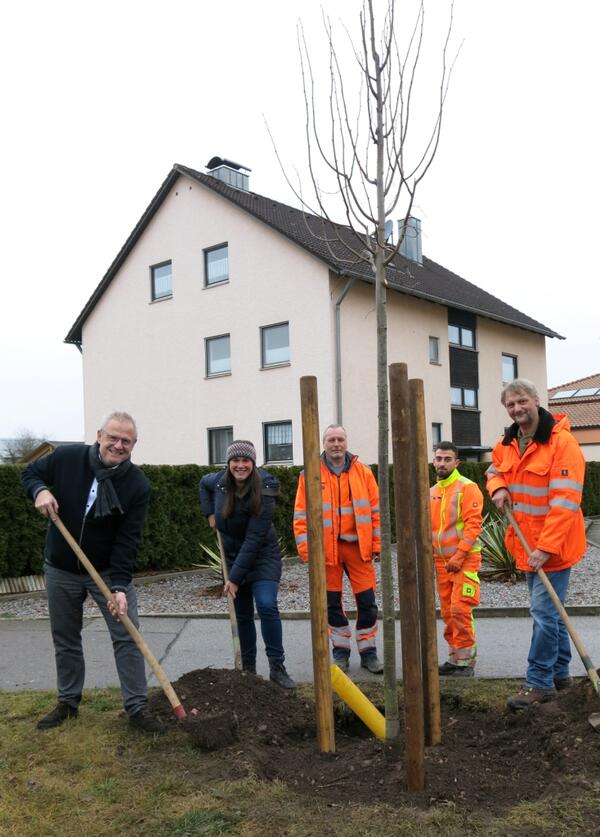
[{"xmin": 502, "ymin": 353, "xmax": 518, "ymax": 384}]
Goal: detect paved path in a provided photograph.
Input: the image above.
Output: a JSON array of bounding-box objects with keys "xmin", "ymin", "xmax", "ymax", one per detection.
[{"xmin": 2, "ymin": 614, "xmax": 600, "ymax": 692}]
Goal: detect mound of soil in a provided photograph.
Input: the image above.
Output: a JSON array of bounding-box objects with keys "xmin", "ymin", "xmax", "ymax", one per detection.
[{"xmin": 149, "ymin": 668, "xmax": 600, "ymax": 815}]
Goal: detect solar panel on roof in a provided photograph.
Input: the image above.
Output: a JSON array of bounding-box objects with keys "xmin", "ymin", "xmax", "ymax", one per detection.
[
  {"xmin": 573, "ymin": 387, "xmax": 600, "ymax": 397},
  {"xmin": 550, "ymin": 389, "xmax": 577, "ymax": 399}
]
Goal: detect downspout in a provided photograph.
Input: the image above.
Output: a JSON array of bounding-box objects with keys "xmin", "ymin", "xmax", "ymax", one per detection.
[{"xmin": 335, "ymin": 274, "xmax": 356, "ymax": 425}]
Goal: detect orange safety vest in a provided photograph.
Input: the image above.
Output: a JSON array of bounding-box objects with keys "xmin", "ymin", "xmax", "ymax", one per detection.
[
  {"xmin": 486, "ymin": 411, "xmax": 586, "ymax": 572},
  {"xmin": 294, "ymin": 455, "xmax": 381, "ymax": 565},
  {"xmin": 430, "ymin": 469, "xmax": 483, "ymax": 562}
]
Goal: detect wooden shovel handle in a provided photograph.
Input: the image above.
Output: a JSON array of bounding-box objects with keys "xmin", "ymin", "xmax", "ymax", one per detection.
[
  {"xmin": 505, "ymin": 508, "xmax": 600, "ymax": 696},
  {"xmin": 52, "ymin": 515, "xmax": 186, "ymax": 718},
  {"xmin": 216, "ymin": 531, "xmax": 243, "ymax": 671}
]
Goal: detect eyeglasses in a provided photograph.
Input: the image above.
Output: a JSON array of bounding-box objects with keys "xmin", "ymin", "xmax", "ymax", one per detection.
[{"xmin": 102, "ymin": 432, "xmax": 135, "ymax": 448}]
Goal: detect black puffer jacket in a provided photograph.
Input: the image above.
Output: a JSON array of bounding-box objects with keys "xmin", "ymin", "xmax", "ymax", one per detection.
[{"xmin": 199, "ymin": 469, "xmax": 282, "ymax": 586}]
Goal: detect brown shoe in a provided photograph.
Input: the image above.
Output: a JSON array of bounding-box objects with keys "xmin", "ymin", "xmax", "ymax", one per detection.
[{"xmin": 507, "ymin": 686, "xmax": 557, "ymax": 710}]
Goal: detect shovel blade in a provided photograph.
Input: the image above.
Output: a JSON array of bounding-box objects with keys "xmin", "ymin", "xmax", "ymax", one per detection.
[{"xmin": 588, "ymin": 713, "xmax": 600, "ymax": 733}]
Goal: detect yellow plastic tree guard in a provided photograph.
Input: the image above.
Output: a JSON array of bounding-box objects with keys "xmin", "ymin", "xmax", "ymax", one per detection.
[{"xmin": 330, "ymin": 663, "xmax": 386, "ymax": 741}]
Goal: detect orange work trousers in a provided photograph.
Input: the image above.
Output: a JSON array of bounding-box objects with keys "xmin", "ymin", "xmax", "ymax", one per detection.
[{"xmin": 435, "ymin": 555, "xmax": 480, "ymax": 661}]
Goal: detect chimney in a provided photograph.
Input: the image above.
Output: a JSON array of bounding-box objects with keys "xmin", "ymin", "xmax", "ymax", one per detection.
[
  {"xmin": 206, "ymin": 156, "xmax": 251, "ymax": 191},
  {"xmin": 397, "ymin": 216, "xmax": 422, "ymax": 265}
]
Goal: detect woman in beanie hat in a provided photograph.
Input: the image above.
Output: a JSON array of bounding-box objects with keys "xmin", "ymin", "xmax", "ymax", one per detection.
[{"xmin": 199, "ymin": 441, "xmax": 295, "ymax": 689}]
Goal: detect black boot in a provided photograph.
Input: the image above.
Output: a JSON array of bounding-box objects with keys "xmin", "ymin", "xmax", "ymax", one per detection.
[
  {"xmin": 37, "ymin": 702, "xmax": 78, "ymax": 730},
  {"xmin": 269, "ymin": 659, "xmax": 296, "ymax": 689},
  {"xmin": 242, "ymin": 660, "xmax": 257, "ymax": 674}
]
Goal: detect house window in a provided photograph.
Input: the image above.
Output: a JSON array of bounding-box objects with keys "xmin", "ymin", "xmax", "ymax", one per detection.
[
  {"xmin": 205, "ymin": 244, "xmax": 229, "ymax": 286},
  {"xmin": 502, "ymin": 353, "xmax": 518, "ymax": 384},
  {"xmin": 151, "ymin": 261, "xmax": 172, "ymax": 300},
  {"xmin": 264, "ymin": 421, "xmax": 293, "ymax": 463},
  {"xmin": 208, "ymin": 427, "xmax": 233, "ymax": 465},
  {"xmin": 206, "ymin": 334, "xmax": 231, "ymax": 376},
  {"xmin": 448, "ymin": 324, "xmax": 475, "ymax": 349},
  {"xmin": 450, "ymin": 387, "xmax": 478, "ymax": 408},
  {"xmin": 261, "ymin": 322, "xmax": 290, "ymax": 367},
  {"xmin": 429, "ymin": 336, "xmax": 440, "ymax": 364},
  {"xmin": 431, "ymin": 423, "xmax": 442, "ymax": 448}
]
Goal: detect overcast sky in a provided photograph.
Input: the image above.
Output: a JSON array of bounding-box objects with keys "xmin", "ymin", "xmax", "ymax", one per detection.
[{"xmin": 1, "ymin": 0, "xmax": 598, "ymax": 441}]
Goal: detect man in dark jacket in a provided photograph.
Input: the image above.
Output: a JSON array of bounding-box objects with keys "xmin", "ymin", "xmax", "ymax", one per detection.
[{"xmin": 21, "ymin": 411, "xmax": 163, "ymax": 733}]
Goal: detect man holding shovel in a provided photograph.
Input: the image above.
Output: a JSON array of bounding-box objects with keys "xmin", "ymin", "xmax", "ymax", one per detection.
[
  {"xmin": 22, "ymin": 411, "xmax": 164, "ymax": 733},
  {"xmin": 486, "ymin": 379, "xmax": 586, "ymax": 709}
]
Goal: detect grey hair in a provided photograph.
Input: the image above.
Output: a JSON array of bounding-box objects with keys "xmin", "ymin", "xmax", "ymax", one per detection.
[
  {"xmin": 500, "ymin": 379, "xmax": 539, "ymax": 405},
  {"xmin": 100, "ymin": 411, "xmax": 138, "ymax": 439},
  {"xmin": 322, "ymin": 424, "xmax": 347, "ymax": 444}
]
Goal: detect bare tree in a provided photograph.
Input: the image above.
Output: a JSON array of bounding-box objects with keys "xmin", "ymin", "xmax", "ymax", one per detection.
[
  {"xmin": 270, "ymin": 0, "xmax": 458, "ymax": 739},
  {"xmin": 1, "ymin": 429, "xmax": 48, "ymax": 463}
]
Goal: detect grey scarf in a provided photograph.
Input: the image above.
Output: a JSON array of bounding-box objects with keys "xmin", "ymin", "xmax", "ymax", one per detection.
[{"xmin": 88, "ymin": 443, "xmax": 132, "ymax": 518}]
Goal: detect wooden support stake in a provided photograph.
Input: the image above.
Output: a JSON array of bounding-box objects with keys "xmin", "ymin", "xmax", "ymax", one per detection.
[
  {"xmin": 389, "ymin": 363, "xmax": 425, "ymax": 790},
  {"xmin": 409, "ymin": 378, "xmax": 442, "ymax": 747},
  {"xmin": 300, "ymin": 375, "xmax": 335, "ymax": 753}
]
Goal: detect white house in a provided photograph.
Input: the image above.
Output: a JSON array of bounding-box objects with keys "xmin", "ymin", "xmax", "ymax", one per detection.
[{"xmin": 65, "ymin": 158, "xmax": 561, "ymax": 465}]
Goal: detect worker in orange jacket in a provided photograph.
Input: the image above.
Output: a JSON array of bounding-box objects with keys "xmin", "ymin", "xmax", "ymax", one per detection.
[
  {"xmin": 430, "ymin": 441, "xmax": 483, "ymax": 677},
  {"xmin": 487, "ymin": 378, "xmax": 586, "ymax": 710},
  {"xmin": 293, "ymin": 425, "xmax": 383, "ymax": 674}
]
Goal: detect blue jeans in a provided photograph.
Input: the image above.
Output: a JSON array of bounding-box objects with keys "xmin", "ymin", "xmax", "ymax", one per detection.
[
  {"xmin": 45, "ymin": 563, "xmax": 148, "ymax": 715},
  {"xmin": 526, "ymin": 568, "xmax": 571, "ymax": 690},
  {"xmin": 233, "ymin": 579, "xmax": 284, "ymax": 665}
]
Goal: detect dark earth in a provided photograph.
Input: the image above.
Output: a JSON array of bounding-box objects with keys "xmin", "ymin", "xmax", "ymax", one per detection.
[{"xmin": 148, "ymin": 667, "xmax": 600, "ymax": 817}]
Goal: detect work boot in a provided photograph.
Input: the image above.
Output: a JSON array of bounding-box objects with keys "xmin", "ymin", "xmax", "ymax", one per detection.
[
  {"xmin": 360, "ymin": 655, "xmax": 384, "ymax": 674},
  {"xmin": 37, "ymin": 702, "xmax": 78, "ymax": 730},
  {"xmin": 554, "ymin": 676, "xmax": 573, "ymax": 691},
  {"xmin": 333, "ymin": 654, "xmax": 350, "ymax": 673},
  {"xmin": 242, "ymin": 660, "xmax": 257, "ymax": 675},
  {"xmin": 506, "ymin": 686, "xmax": 557, "ymax": 710},
  {"xmin": 129, "ymin": 708, "xmax": 165, "ymax": 734},
  {"xmin": 269, "ymin": 660, "xmax": 296, "ymax": 689},
  {"xmin": 447, "ymin": 665, "xmax": 474, "ymax": 678},
  {"xmin": 438, "ymin": 661, "xmax": 459, "ymax": 675}
]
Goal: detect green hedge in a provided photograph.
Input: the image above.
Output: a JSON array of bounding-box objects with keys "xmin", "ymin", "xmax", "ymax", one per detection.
[{"xmin": 2, "ymin": 460, "xmax": 599, "ymax": 578}]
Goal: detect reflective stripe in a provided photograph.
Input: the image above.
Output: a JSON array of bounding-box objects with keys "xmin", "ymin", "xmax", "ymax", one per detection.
[
  {"xmin": 353, "ymin": 499, "xmax": 370, "ymax": 508},
  {"xmin": 371, "ymin": 505, "xmax": 380, "ymax": 513},
  {"xmin": 329, "ymin": 625, "xmax": 351, "ymax": 650},
  {"xmin": 340, "ymin": 507, "xmax": 354, "ymax": 515},
  {"xmin": 340, "ymin": 534, "xmax": 359, "ymax": 542},
  {"xmin": 508, "ymin": 484, "xmax": 549, "ymax": 497},
  {"xmin": 548, "ymin": 478, "xmax": 583, "ymax": 492},
  {"xmin": 513, "ymin": 502, "xmax": 549, "ymax": 516},
  {"xmin": 486, "ymin": 465, "xmax": 499, "ymax": 476},
  {"xmin": 355, "ymin": 515, "xmax": 371, "ymax": 525},
  {"xmin": 293, "ymin": 511, "xmax": 306, "ymax": 519},
  {"xmin": 322, "ymin": 503, "xmax": 332, "ymax": 511},
  {"xmin": 323, "ymin": 519, "xmax": 333, "ymax": 528},
  {"xmin": 549, "ymin": 497, "xmax": 580, "ymax": 512},
  {"xmin": 295, "ymin": 533, "xmax": 308, "ymax": 545},
  {"xmin": 373, "ymin": 527, "xmax": 381, "ymax": 537}
]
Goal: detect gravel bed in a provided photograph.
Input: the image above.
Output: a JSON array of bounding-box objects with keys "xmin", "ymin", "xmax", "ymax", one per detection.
[{"xmin": 1, "ymin": 546, "xmax": 599, "ymax": 619}]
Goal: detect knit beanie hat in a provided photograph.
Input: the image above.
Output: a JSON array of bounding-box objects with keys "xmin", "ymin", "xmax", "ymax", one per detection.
[{"xmin": 226, "ymin": 440, "xmax": 257, "ymax": 464}]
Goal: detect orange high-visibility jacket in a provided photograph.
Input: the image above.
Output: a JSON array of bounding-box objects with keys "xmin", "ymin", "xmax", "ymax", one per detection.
[
  {"xmin": 430, "ymin": 469, "xmax": 483, "ymax": 562},
  {"xmin": 294, "ymin": 454, "xmax": 381, "ymax": 565},
  {"xmin": 486, "ymin": 410, "xmax": 586, "ymax": 572}
]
